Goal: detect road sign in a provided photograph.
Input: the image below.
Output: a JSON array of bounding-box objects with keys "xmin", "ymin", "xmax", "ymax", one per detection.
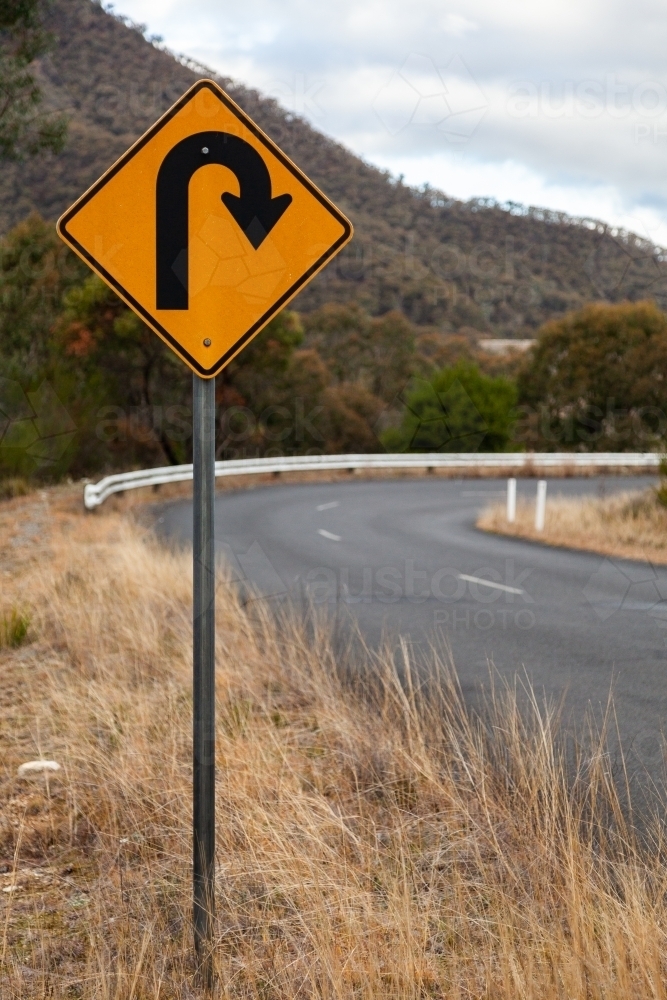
[
  {"xmin": 58, "ymin": 77, "xmax": 353, "ymax": 989},
  {"xmin": 56, "ymin": 78, "xmax": 353, "ymax": 378}
]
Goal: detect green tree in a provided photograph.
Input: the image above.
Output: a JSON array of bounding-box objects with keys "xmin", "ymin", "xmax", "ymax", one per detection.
[
  {"xmin": 0, "ymin": 215, "xmax": 87, "ymax": 480},
  {"xmin": 0, "ymin": 0, "xmax": 67, "ymax": 160},
  {"xmin": 517, "ymin": 300, "xmax": 667, "ymax": 451},
  {"xmin": 218, "ymin": 312, "xmax": 315, "ymax": 458},
  {"xmin": 0, "ymin": 213, "xmax": 84, "ymax": 364},
  {"xmin": 381, "ymin": 360, "xmax": 517, "ymax": 453},
  {"xmin": 57, "ymin": 278, "xmax": 323, "ymax": 466},
  {"xmin": 216, "ymin": 309, "xmax": 392, "ymax": 457},
  {"xmin": 0, "ymin": 215, "xmax": 459, "ymax": 475}
]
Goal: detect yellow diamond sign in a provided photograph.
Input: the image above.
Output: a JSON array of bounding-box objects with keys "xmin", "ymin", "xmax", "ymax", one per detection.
[{"xmin": 56, "ymin": 79, "xmax": 353, "ymax": 377}]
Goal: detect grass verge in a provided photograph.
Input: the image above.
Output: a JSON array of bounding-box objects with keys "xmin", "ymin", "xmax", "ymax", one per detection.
[
  {"xmin": 1, "ymin": 488, "xmax": 667, "ymax": 996},
  {"xmin": 0, "ymin": 478, "xmax": 30, "ymax": 501},
  {"xmin": 478, "ymin": 487, "xmax": 667, "ymax": 564}
]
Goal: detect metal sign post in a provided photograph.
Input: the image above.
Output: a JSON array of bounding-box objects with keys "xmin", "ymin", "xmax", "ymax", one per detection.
[
  {"xmin": 192, "ymin": 373, "xmax": 216, "ymax": 987},
  {"xmin": 57, "ymin": 76, "xmax": 352, "ymax": 983}
]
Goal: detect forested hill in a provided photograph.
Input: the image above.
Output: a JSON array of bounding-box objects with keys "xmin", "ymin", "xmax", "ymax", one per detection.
[{"xmin": 2, "ymin": 0, "xmax": 667, "ymax": 337}]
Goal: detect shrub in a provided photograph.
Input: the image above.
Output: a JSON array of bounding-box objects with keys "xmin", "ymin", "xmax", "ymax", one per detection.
[
  {"xmin": 517, "ymin": 300, "xmax": 667, "ymax": 451},
  {"xmin": 381, "ymin": 360, "xmax": 518, "ymax": 452},
  {"xmin": 0, "ymin": 608, "xmax": 31, "ymax": 648},
  {"xmin": 0, "ymin": 476, "xmax": 30, "ymax": 500}
]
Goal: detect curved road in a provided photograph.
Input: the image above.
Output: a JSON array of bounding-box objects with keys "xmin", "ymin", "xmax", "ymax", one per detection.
[{"xmin": 155, "ymin": 475, "xmax": 667, "ymax": 792}]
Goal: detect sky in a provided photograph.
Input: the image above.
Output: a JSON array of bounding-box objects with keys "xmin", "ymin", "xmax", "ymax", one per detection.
[{"xmin": 113, "ymin": 0, "xmax": 667, "ymax": 245}]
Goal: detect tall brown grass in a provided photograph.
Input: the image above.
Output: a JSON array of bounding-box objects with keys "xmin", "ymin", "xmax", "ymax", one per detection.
[
  {"xmin": 478, "ymin": 487, "xmax": 667, "ymax": 564},
  {"xmin": 2, "ymin": 499, "xmax": 667, "ymax": 997}
]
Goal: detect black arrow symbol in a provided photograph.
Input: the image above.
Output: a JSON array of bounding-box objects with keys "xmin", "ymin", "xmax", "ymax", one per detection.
[{"xmin": 156, "ymin": 130, "xmax": 292, "ymax": 310}]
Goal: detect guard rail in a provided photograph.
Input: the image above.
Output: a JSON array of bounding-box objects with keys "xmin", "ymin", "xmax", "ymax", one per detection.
[{"xmin": 82, "ymin": 452, "xmax": 662, "ymax": 509}]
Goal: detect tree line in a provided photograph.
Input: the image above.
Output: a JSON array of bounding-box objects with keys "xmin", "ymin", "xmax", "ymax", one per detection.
[{"xmin": 2, "ymin": 213, "xmax": 666, "ymax": 483}]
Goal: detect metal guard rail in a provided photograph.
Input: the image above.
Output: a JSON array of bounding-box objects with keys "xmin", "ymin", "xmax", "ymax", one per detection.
[{"xmin": 83, "ymin": 452, "xmax": 662, "ymax": 509}]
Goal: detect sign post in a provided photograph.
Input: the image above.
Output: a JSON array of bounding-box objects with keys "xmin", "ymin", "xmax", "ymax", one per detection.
[
  {"xmin": 57, "ymin": 77, "xmax": 353, "ymax": 985},
  {"xmin": 192, "ymin": 373, "xmax": 216, "ymax": 986}
]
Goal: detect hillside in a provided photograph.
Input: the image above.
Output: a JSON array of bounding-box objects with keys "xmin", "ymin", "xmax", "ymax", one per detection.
[{"xmin": 2, "ymin": 0, "xmax": 667, "ymax": 337}]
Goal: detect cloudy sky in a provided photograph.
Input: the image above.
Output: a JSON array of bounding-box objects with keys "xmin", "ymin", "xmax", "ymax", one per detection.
[{"xmin": 115, "ymin": 0, "xmax": 667, "ymax": 243}]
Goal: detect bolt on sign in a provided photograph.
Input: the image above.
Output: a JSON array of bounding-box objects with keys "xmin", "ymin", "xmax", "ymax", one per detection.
[{"xmin": 56, "ymin": 79, "xmax": 353, "ymax": 377}]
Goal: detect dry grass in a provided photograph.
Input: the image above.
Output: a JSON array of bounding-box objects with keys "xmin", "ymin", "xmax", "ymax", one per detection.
[
  {"xmin": 2, "ymin": 487, "xmax": 667, "ymax": 997},
  {"xmin": 0, "ymin": 478, "xmax": 30, "ymax": 501},
  {"xmin": 478, "ymin": 487, "xmax": 667, "ymax": 564}
]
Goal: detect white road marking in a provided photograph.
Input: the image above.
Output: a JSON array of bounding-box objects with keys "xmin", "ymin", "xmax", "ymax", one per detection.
[
  {"xmin": 316, "ymin": 501, "xmax": 340, "ymax": 510},
  {"xmin": 318, "ymin": 529, "xmax": 342, "ymax": 542},
  {"xmin": 458, "ymin": 573, "xmax": 524, "ymax": 595}
]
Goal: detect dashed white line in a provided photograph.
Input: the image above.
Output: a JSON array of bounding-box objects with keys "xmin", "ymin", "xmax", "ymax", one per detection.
[
  {"xmin": 316, "ymin": 501, "xmax": 340, "ymax": 511},
  {"xmin": 318, "ymin": 529, "xmax": 342, "ymax": 542},
  {"xmin": 457, "ymin": 573, "xmax": 524, "ymax": 595}
]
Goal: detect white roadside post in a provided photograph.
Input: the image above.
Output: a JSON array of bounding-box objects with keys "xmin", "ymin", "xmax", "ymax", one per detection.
[
  {"xmin": 507, "ymin": 478, "xmax": 516, "ymax": 523},
  {"xmin": 535, "ymin": 480, "xmax": 547, "ymax": 531}
]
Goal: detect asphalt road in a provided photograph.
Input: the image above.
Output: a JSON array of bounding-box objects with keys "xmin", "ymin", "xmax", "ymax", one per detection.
[{"xmin": 154, "ymin": 475, "xmax": 667, "ymax": 795}]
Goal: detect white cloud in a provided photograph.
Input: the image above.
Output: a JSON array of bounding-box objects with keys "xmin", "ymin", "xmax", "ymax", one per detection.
[
  {"xmin": 115, "ymin": 0, "xmax": 667, "ymax": 246},
  {"xmin": 439, "ymin": 13, "xmax": 478, "ymax": 37}
]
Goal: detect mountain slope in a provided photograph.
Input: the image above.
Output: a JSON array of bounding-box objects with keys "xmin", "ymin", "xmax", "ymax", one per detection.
[{"xmin": 2, "ymin": 0, "xmax": 667, "ymax": 336}]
